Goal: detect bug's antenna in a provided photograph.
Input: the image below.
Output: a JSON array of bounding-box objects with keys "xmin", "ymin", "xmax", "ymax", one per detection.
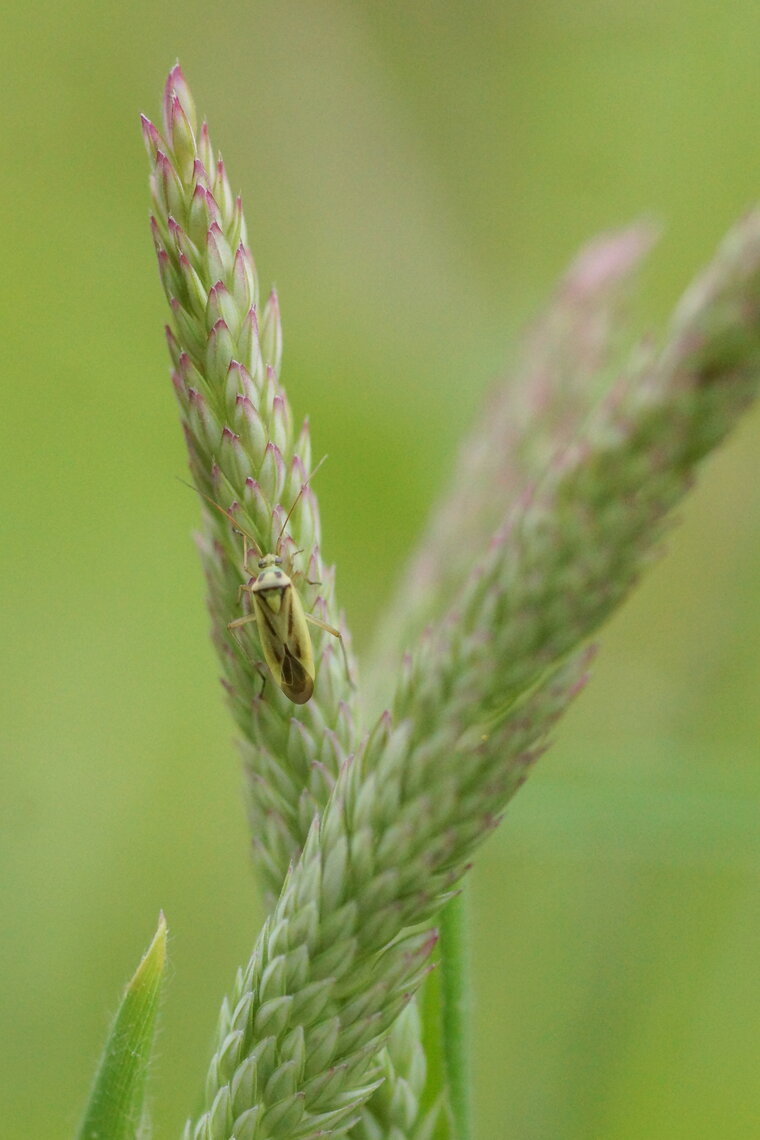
[
  {"xmin": 176, "ymin": 476, "xmax": 262, "ymax": 556},
  {"xmin": 275, "ymin": 454, "xmax": 328, "ymax": 551}
]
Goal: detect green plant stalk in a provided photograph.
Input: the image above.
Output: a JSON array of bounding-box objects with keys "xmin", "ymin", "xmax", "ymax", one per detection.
[
  {"xmin": 418, "ymin": 968, "xmax": 455, "ymax": 1140},
  {"xmin": 439, "ymin": 893, "xmax": 471, "ymax": 1140}
]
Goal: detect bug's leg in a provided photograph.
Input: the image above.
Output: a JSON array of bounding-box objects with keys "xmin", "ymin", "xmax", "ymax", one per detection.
[
  {"xmin": 229, "ymin": 645, "xmax": 268, "ymax": 698},
  {"xmin": 227, "ymin": 611, "xmax": 263, "ymax": 672},
  {"xmin": 236, "ymin": 535, "xmax": 261, "ymax": 605},
  {"xmin": 241, "ymin": 536, "xmax": 260, "ymax": 577},
  {"xmin": 287, "ymin": 546, "xmax": 321, "ymax": 586},
  {"xmin": 228, "ymin": 611, "xmax": 259, "ymax": 631},
  {"xmin": 236, "ymin": 579, "xmax": 256, "ymax": 606},
  {"xmin": 253, "ymin": 660, "xmax": 268, "ymax": 699},
  {"xmin": 287, "ymin": 548, "xmax": 320, "ymax": 583},
  {"xmin": 304, "ymin": 612, "xmax": 354, "ymax": 689},
  {"xmin": 292, "ymin": 560, "xmax": 320, "ymax": 587}
]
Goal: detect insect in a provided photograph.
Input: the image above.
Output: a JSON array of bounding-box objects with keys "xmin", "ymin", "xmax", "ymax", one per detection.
[{"xmin": 183, "ymin": 466, "xmax": 349, "ymax": 704}]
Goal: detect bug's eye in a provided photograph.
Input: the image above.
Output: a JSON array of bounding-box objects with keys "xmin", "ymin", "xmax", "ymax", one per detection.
[
  {"xmin": 274, "ymin": 555, "xmax": 283, "ymax": 566},
  {"xmin": 257, "ymin": 558, "xmax": 266, "ymax": 569}
]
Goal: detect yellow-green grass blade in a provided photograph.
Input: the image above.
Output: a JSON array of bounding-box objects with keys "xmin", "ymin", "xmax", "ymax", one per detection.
[{"xmin": 77, "ymin": 914, "xmax": 168, "ymax": 1140}]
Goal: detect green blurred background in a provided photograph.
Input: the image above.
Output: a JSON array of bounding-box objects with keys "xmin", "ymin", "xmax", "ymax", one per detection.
[{"xmin": 2, "ymin": 2, "xmax": 760, "ymax": 1136}]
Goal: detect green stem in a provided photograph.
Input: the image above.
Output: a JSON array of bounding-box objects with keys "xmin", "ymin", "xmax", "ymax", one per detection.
[{"xmin": 440, "ymin": 890, "xmax": 472, "ymax": 1140}]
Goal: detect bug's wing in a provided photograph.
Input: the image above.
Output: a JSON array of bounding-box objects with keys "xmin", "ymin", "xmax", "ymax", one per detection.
[
  {"xmin": 279, "ymin": 645, "xmax": 314, "ymax": 704},
  {"xmin": 254, "ymin": 584, "xmax": 316, "ymax": 704},
  {"xmin": 279, "ymin": 587, "xmax": 316, "ymax": 703}
]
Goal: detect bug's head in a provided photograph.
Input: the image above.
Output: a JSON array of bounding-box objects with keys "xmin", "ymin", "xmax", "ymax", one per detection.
[{"xmin": 258, "ymin": 553, "xmax": 283, "ymax": 571}]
